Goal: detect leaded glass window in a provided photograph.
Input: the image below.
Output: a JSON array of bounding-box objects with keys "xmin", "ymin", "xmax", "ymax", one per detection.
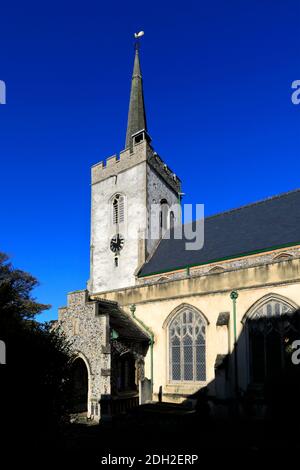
[
  {"xmin": 248, "ymin": 299, "xmax": 295, "ymax": 383},
  {"xmin": 169, "ymin": 308, "xmax": 206, "ymax": 382}
]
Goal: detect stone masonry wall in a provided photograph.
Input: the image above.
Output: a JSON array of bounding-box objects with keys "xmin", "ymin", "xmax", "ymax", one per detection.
[{"xmin": 58, "ymin": 290, "xmax": 110, "ymax": 421}]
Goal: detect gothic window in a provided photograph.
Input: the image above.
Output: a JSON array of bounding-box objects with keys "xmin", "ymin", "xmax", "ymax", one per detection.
[
  {"xmin": 247, "ymin": 298, "xmax": 296, "ymax": 383},
  {"xmin": 159, "ymin": 199, "xmax": 169, "ymax": 235},
  {"xmin": 169, "ymin": 307, "xmax": 206, "ymax": 382},
  {"xmin": 112, "ymin": 194, "xmax": 125, "ymax": 225},
  {"xmin": 170, "ymin": 210, "xmax": 175, "ymax": 229}
]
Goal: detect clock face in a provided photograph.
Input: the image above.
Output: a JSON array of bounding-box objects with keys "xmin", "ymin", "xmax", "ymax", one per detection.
[{"xmin": 110, "ymin": 234, "xmax": 125, "ymax": 253}]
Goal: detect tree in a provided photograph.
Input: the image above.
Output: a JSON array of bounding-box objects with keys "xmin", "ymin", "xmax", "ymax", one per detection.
[
  {"xmin": 0, "ymin": 252, "xmax": 73, "ymax": 458},
  {"xmin": 0, "ymin": 252, "xmax": 49, "ymax": 320}
]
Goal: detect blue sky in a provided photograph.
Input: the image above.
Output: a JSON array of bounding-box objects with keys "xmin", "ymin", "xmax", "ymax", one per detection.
[{"xmin": 1, "ymin": 0, "xmax": 300, "ymax": 321}]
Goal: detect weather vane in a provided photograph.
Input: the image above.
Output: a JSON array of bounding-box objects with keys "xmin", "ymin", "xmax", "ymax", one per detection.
[{"xmin": 134, "ymin": 30, "xmax": 144, "ymax": 50}]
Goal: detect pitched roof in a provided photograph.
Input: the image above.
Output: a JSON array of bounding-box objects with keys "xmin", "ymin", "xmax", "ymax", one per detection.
[
  {"xmin": 97, "ymin": 299, "xmax": 149, "ymax": 342},
  {"xmin": 138, "ymin": 189, "xmax": 300, "ymax": 277}
]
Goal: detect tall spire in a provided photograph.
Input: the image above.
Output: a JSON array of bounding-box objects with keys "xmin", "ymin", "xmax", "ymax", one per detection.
[{"xmin": 125, "ymin": 43, "xmax": 148, "ymax": 148}]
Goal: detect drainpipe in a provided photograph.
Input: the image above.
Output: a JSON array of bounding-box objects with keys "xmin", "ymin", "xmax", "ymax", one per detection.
[
  {"xmin": 230, "ymin": 291, "xmax": 239, "ymax": 398},
  {"xmin": 130, "ymin": 304, "xmax": 154, "ymax": 397}
]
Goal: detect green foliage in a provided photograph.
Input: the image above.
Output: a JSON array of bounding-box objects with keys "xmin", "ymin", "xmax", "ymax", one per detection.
[
  {"xmin": 0, "ymin": 251, "xmax": 50, "ymax": 320},
  {"xmin": 0, "ymin": 252, "xmax": 73, "ymax": 454}
]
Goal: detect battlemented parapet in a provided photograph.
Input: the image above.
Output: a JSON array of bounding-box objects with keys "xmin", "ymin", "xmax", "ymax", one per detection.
[
  {"xmin": 92, "ymin": 140, "xmax": 148, "ymax": 185},
  {"xmin": 148, "ymin": 152, "xmax": 181, "ymax": 194},
  {"xmin": 92, "ymin": 138, "xmax": 181, "ymax": 194}
]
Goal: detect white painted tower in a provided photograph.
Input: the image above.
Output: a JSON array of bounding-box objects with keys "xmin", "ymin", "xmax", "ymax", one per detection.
[{"xmin": 88, "ymin": 43, "xmax": 181, "ymax": 294}]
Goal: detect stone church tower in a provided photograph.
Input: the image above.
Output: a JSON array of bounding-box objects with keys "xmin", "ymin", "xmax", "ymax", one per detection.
[
  {"xmin": 88, "ymin": 45, "xmax": 181, "ymax": 294},
  {"xmin": 58, "ymin": 39, "xmax": 300, "ymax": 422}
]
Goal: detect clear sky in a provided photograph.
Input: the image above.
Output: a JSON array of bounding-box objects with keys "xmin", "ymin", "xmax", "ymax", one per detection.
[{"xmin": 1, "ymin": 0, "xmax": 300, "ymax": 322}]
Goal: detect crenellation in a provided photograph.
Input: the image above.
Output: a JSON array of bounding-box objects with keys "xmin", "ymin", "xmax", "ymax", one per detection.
[
  {"xmin": 119, "ymin": 148, "xmax": 130, "ymax": 160},
  {"xmin": 106, "ymin": 154, "xmax": 118, "ymax": 166},
  {"xmin": 91, "ymin": 139, "xmax": 181, "ymax": 192},
  {"xmin": 91, "ymin": 161, "xmax": 104, "ymax": 185},
  {"xmin": 147, "ymin": 151, "xmax": 181, "ymax": 193},
  {"xmin": 91, "ymin": 140, "xmax": 149, "ymax": 184},
  {"xmin": 91, "ymin": 160, "xmax": 104, "ymax": 169}
]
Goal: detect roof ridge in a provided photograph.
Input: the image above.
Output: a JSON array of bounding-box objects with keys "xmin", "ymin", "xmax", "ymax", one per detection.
[{"xmin": 202, "ymin": 187, "xmax": 300, "ymax": 222}]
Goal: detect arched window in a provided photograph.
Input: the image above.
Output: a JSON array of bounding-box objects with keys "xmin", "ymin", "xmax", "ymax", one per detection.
[
  {"xmin": 159, "ymin": 199, "xmax": 169, "ymax": 236},
  {"xmin": 273, "ymin": 252, "xmax": 293, "ymax": 261},
  {"xmin": 208, "ymin": 265, "xmax": 225, "ymax": 274},
  {"xmin": 246, "ymin": 297, "xmax": 297, "ymax": 383},
  {"xmin": 157, "ymin": 276, "xmax": 170, "ymax": 282},
  {"xmin": 169, "ymin": 210, "xmax": 175, "ymax": 229},
  {"xmin": 112, "ymin": 194, "xmax": 124, "ymax": 225},
  {"xmin": 169, "ymin": 307, "xmax": 206, "ymax": 382}
]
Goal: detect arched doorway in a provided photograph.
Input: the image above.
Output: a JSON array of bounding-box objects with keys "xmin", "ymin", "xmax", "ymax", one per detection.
[{"xmin": 70, "ymin": 357, "xmax": 89, "ymax": 413}]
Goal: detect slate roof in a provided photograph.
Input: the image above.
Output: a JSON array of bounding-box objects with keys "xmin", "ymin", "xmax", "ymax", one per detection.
[
  {"xmin": 138, "ymin": 189, "xmax": 300, "ymax": 277},
  {"xmin": 97, "ymin": 299, "xmax": 149, "ymax": 342}
]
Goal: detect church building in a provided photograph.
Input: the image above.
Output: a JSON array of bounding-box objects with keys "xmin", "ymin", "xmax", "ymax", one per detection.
[{"xmin": 58, "ymin": 42, "xmax": 300, "ymax": 421}]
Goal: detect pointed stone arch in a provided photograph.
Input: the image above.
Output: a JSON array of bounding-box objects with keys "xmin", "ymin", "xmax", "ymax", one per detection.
[
  {"xmin": 70, "ymin": 352, "xmax": 91, "ymax": 414},
  {"xmin": 157, "ymin": 276, "xmax": 170, "ymax": 283},
  {"xmin": 242, "ymin": 293, "xmax": 298, "ymax": 324},
  {"xmin": 242, "ymin": 293, "xmax": 299, "ymax": 385},
  {"xmin": 164, "ymin": 303, "xmax": 208, "ymax": 383},
  {"xmin": 109, "ymin": 192, "xmax": 126, "ymax": 225},
  {"xmin": 72, "ymin": 351, "xmax": 92, "ymax": 377},
  {"xmin": 273, "ymin": 252, "xmax": 293, "ymax": 261},
  {"xmin": 208, "ymin": 265, "xmax": 225, "ymax": 274},
  {"xmin": 163, "ymin": 303, "xmax": 209, "ymax": 330}
]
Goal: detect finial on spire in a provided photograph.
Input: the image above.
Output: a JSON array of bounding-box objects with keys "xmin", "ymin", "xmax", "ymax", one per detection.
[
  {"xmin": 134, "ymin": 30, "xmax": 145, "ymax": 50},
  {"xmin": 134, "ymin": 31, "xmax": 144, "ymax": 39}
]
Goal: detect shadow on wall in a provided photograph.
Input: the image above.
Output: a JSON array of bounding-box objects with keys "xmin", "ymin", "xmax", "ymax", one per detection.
[
  {"xmin": 185, "ymin": 308, "xmax": 300, "ymax": 431},
  {"xmin": 69, "ymin": 357, "xmax": 89, "ymax": 413},
  {"xmin": 92, "ymin": 310, "xmax": 300, "ymax": 459}
]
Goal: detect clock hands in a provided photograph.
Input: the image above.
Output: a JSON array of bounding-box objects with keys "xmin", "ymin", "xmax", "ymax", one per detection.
[{"xmin": 110, "ymin": 234, "xmax": 125, "ymax": 253}]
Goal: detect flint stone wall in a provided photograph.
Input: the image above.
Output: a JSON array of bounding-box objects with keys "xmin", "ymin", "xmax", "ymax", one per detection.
[{"xmin": 58, "ymin": 289, "xmax": 110, "ymax": 421}]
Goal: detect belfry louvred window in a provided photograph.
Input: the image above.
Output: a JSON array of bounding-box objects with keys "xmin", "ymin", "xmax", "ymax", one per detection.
[{"xmin": 112, "ymin": 194, "xmax": 124, "ymax": 224}]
